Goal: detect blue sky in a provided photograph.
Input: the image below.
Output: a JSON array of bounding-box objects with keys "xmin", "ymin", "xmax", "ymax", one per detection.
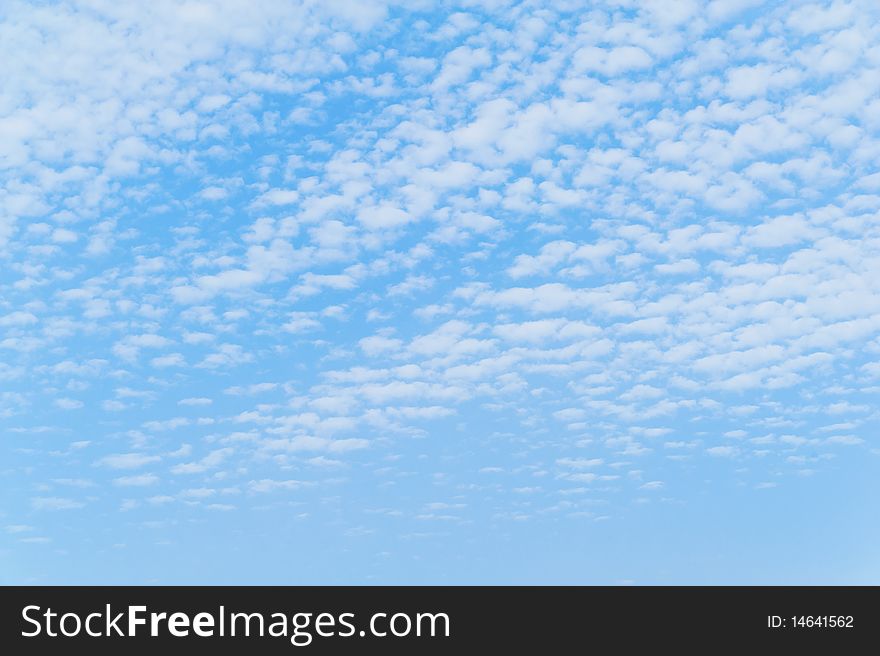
[{"xmin": 2, "ymin": 0, "xmax": 880, "ymax": 584}]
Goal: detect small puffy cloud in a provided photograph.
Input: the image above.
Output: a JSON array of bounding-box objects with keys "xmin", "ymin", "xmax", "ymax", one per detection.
[
  {"xmin": 357, "ymin": 204, "xmax": 412, "ymax": 230},
  {"xmin": 557, "ymin": 457, "xmax": 603, "ymax": 469},
  {"xmin": 255, "ymin": 189, "xmax": 299, "ymax": 206},
  {"xmin": 248, "ymin": 479, "xmax": 309, "ymax": 493},
  {"xmin": 114, "ymin": 474, "xmax": 159, "ymax": 486},
  {"xmin": 707, "ymin": 446, "xmax": 739, "ymax": 458},
  {"xmin": 179, "ymin": 397, "xmax": 213, "ymax": 406},
  {"xmin": 97, "ymin": 453, "xmax": 161, "ymax": 469},
  {"xmin": 0, "ymin": 311, "xmax": 38, "ymax": 326},
  {"xmin": 31, "ymin": 497, "xmax": 84, "ymax": 511},
  {"xmin": 171, "ymin": 448, "xmax": 234, "ymax": 474},
  {"xmin": 150, "ymin": 353, "xmax": 186, "ymax": 368},
  {"xmin": 55, "ymin": 398, "xmax": 84, "ymax": 410}
]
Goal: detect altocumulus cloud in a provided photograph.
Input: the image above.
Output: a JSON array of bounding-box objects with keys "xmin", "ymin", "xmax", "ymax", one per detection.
[{"xmin": 2, "ymin": 0, "xmax": 880, "ymax": 584}]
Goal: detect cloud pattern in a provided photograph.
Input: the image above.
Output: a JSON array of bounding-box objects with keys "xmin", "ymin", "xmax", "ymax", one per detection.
[{"xmin": 2, "ymin": 0, "xmax": 879, "ymax": 583}]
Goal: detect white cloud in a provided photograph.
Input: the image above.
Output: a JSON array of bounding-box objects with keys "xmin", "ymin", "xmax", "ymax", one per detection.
[
  {"xmin": 31, "ymin": 497, "xmax": 85, "ymax": 511},
  {"xmin": 114, "ymin": 474, "xmax": 159, "ymax": 486},
  {"xmin": 97, "ymin": 453, "xmax": 161, "ymax": 469}
]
